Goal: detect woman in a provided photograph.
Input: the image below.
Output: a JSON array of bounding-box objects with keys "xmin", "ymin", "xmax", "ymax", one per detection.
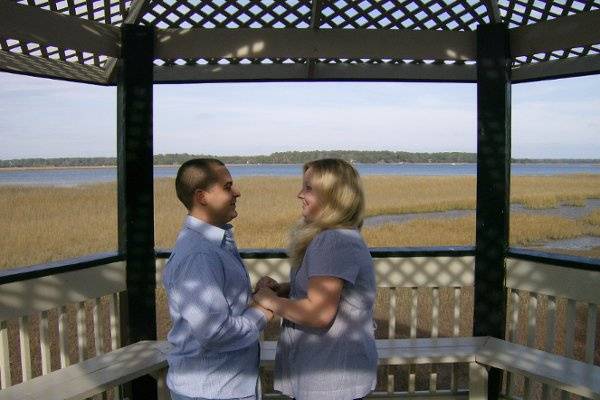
[{"xmin": 254, "ymin": 159, "xmax": 378, "ymax": 400}]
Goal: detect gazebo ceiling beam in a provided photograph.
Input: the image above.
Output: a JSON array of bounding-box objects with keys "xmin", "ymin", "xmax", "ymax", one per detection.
[
  {"xmin": 0, "ymin": 49, "xmax": 107, "ymax": 84},
  {"xmin": 482, "ymin": 0, "xmax": 502, "ymax": 23},
  {"xmin": 0, "ymin": 0, "xmax": 120, "ymax": 58},
  {"xmin": 511, "ymin": 9, "xmax": 600, "ymax": 57},
  {"xmin": 104, "ymin": 0, "xmax": 152, "ymax": 83},
  {"xmin": 310, "ymin": 0, "xmax": 324, "ymax": 30},
  {"xmin": 513, "ymin": 53, "xmax": 600, "ymax": 83},
  {"xmin": 155, "ymin": 29, "xmax": 477, "ymax": 61},
  {"xmin": 153, "ymin": 63, "xmax": 477, "ymax": 83}
]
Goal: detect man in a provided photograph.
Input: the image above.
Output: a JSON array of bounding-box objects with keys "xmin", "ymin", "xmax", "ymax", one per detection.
[{"xmin": 163, "ymin": 158, "xmax": 273, "ymax": 400}]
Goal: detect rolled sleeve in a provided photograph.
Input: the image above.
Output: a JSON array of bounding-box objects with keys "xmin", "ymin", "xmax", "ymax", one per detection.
[
  {"xmin": 170, "ymin": 252, "xmax": 263, "ymax": 353},
  {"xmin": 242, "ymin": 306, "xmax": 267, "ymax": 331}
]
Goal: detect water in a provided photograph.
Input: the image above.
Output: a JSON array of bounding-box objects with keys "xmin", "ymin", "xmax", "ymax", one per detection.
[
  {"xmin": 363, "ymin": 199, "xmax": 600, "ymax": 228},
  {"xmin": 542, "ymin": 236, "xmax": 600, "ymax": 250},
  {"xmin": 1, "ymin": 163, "xmax": 600, "ymax": 187}
]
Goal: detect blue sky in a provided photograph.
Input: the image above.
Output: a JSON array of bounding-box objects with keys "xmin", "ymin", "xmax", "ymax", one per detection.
[{"xmin": 0, "ymin": 71, "xmax": 599, "ymax": 159}]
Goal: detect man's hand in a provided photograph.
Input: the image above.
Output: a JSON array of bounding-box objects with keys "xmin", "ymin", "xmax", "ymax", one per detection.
[
  {"xmin": 251, "ymin": 303, "xmax": 274, "ymax": 322},
  {"xmin": 254, "ymin": 276, "xmax": 280, "ymax": 294},
  {"xmin": 254, "ymin": 287, "xmax": 279, "ymax": 313}
]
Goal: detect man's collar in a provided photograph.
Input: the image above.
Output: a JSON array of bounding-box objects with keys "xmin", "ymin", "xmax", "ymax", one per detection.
[{"xmin": 184, "ymin": 215, "xmax": 233, "ymax": 246}]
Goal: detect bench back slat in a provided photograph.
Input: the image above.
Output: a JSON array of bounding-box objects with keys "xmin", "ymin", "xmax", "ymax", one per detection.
[
  {"xmin": 58, "ymin": 306, "xmax": 70, "ymax": 369},
  {"xmin": 0, "ymin": 321, "xmax": 10, "ymax": 389},
  {"xmin": 75, "ymin": 303, "xmax": 86, "ymax": 363},
  {"xmin": 540, "ymin": 295, "xmax": 557, "ymax": 399},
  {"xmin": 585, "ymin": 303, "xmax": 598, "ymax": 364},
  {"xmin": 451, "ymin": 287, "xmax": 461, "ymax": 393},
  {"xmin": 40, "ymin": 311, "xmax": 51, "ymax": 375},
  {"xmin": 18, "ymin": 316, "xmax": 31, "ymax": 382}
]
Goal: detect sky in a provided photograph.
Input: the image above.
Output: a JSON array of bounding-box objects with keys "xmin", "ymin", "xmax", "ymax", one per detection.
[{"xmin": 1, "ymin": 71, "xmax": 599, "ymax": 159}]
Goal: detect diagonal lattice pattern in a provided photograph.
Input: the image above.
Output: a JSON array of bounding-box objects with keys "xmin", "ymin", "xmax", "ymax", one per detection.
[
  {"xmin": 0, "ymin": 37, "xmax": 109, "ymax": 68},
  {"xmin": 513, "ymin": 43, "xmax": 600, "ymax": 67},
  {"xmin": 141, "ymin": 0, "xmax": 312, "ymax": 29},
  {"xmin": 1, "ymin": 0, "xmax": 600, "ymax": 82},
  {"xmin": 11, "ymin": 0, "xmax": 132, "ymax": 25},
  {"xmin": 152, "ymin": 56, "xmax": 478, "ymax": 70},
  {"xmin": 318, "ymin": 0, "xmax": 491, "ymax": 30},
  {"xmin": 498, "ymin": 0, "xmax": 600, "ymax": 28},
  {"xmin": 153, "ymin": 56, "xmax": 308, "ymax": 66},
  {"xmin": 1, "ymin": 0, "xmax": 129, "ymax": 74}
]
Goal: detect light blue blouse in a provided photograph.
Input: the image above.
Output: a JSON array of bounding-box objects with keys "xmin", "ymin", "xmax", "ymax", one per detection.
[{"xmin": 274, "ymin": 228, "xmax": 378, "ymax": 400}]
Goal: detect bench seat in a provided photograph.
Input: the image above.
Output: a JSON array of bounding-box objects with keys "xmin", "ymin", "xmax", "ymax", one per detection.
[
  {"xmin": 2, "ymin": 337, "xmax": 599, "ymax": 400},
  {"xmin": 0, "ymin": 341, "xmax": 171, "ymax": 400}
]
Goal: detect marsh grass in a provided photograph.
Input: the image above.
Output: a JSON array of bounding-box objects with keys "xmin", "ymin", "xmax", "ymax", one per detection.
[
  {"xmin": 2, "ymin": 174, "xmax": 600, "ymax": 269},
  {"xmin": 2, "ymin": 174, "xmax": 600, "ymax": 394}
]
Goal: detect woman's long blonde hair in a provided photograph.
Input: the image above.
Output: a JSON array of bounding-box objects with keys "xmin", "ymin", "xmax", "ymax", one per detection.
[{"xmin": 288, "ymin": 159, "xmax": 365, "ymax": 267}]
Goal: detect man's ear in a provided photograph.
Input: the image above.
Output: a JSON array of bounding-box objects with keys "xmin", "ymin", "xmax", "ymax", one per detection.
[{"xmin": 194, "ymin": 189, "xmax": 209, "ymax": 206}]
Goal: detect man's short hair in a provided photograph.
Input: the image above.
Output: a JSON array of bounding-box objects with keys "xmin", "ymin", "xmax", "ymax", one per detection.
[{"xmin": 175, "ymin": 158, "xmax": 225, "ymax": 210}]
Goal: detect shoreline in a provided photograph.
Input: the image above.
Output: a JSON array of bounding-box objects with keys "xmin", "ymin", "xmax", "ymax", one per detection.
[{"xmin": 2, "ymin": 161, "xmax": 600, "ymax": 171}]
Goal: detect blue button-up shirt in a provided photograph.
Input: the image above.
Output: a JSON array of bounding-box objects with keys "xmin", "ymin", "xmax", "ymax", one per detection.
[{"xmin": 163, "ymin": 216, "xmax": 266, "ymax": 399}]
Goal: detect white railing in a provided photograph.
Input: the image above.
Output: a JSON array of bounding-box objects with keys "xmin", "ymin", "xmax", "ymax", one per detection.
[
  {"xmin": 503, "ymin": 257, "xmax": 600, "ymax": 400},
  {"xmin": 0, "ymin": 260, "xmax": 126, "ymax": 399},
  {"xmin": 157, "ymin": 252, "xmax": 476, "ymax": 398},
  {"xmin": 1, "ymin": 251, "xmax": 597, "ymax": 399}
]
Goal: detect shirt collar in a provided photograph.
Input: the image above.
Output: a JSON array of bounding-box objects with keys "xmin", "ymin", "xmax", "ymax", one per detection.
[{"xmin": 184, "ymin": 215, "xmax": 233, "ymax": 247}]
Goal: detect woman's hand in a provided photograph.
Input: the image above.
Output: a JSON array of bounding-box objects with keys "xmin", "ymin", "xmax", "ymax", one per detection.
[
  {"xmin": 254, "ymin": 287, "xmax": 279, "ymax": 312},
  {"xmin": 254, "ymin": 276, "xmax": 280, "ymax": 294}
]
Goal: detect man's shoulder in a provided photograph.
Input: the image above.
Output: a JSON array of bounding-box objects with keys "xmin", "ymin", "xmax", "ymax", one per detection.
[
  {"xmin": 164, "ymin": 229, "xmax": 225, "ymax": 282},
  {"xmin": 173, "ymin": 227, "xmax": 220, "ymax": 254}
]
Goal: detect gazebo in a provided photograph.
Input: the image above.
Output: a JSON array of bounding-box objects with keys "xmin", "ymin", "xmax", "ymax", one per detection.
[{"xmin": 0, "ymin": 1, "xmax": 599, "ymax": 399}]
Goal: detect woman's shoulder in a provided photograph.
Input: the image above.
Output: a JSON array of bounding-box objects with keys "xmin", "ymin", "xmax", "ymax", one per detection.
[{"xmin": 311, "ymin": 228, "xmax": 364, "ymax": 248}]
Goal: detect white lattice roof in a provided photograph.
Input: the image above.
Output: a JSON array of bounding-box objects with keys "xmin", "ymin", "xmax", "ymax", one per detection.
[{"xmin": 1, "ymin": 0, "xmax": 599, "ymax": 85}]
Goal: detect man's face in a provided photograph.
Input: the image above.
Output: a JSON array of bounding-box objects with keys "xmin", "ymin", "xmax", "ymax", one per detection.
[{"xmin": 202, "ymin": 165, "xmax": 241, "ymax": 226}]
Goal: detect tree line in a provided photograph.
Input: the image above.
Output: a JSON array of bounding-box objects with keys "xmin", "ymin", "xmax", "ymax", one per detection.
[{"xmin": 1, "ymin": 151, "xmax": 599, "ymax": 168}]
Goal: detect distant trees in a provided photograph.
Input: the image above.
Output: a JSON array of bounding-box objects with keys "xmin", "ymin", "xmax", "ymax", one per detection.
[{"xmin": 1, "ymin": 151, "xmax": 598, "ymax": 168}]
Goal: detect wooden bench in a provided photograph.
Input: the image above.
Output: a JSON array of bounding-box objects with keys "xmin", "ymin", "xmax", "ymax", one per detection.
[
  {"xmin": 1, "ymin": 337, "xmax": 598, "ymax": 400},
  {"xmin": 476, "ymin": 337, "xmax": 600, "ymax": 400},
  {"xmin": 0, "ymin": 341, "xmax": 171, "ymax": 400}
]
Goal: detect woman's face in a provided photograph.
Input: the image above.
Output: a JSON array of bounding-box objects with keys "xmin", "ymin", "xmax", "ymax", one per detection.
[{"xmin": 298, "ymin": 168, "xmax": 322, "ymax": 223}]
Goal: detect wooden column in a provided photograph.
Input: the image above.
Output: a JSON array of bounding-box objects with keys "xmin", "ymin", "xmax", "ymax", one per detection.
[
  {"xmin": 474, "ymin": 22, "xmax": 511, "ymax": 400},
  {"xmin": 117, "ymin": 23, "xmax": 157, "ymax": 400}
]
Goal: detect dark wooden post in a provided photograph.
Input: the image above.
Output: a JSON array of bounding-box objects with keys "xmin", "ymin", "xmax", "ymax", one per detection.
[
  {"xmin": 475, "ymin": 22, "xmax": 511, "ymax": 400},
  {"xmin": 117, "ymin": 23, "xmax": 157, "ymax": 400}
]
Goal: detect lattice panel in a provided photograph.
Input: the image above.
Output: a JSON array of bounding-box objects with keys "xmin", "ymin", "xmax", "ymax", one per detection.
[
  {"xmin": 11, "ymin": 0, "xmax": 132, "ymax": 25},
  {"xmin": 152, "ymin": 57, "xmax": 478, "ymax": 67},
  {"xmin": 512, "ymin": 43, "xmax": 600, "ymax": 67},
  {"xmin": 0, "ymin": 37, "xmax": 109, "ymax": 68},
  {"xmin": 319, "ymin": 0, "xmax": 490, "ymax": 30},
  {"xmin": 316, "ymin": 58, "xmax": 475, "ymax": 65},
  {"xmin": 154, "ymin": 57, "xmax": 308, "ymax": 66},
  {"xmin": 141, "ymin": 0, "xmax": 312, "ymax": 29},
  {"xmin": 498, "ymin": 0, "xmax": 600, "ymax": 28}
]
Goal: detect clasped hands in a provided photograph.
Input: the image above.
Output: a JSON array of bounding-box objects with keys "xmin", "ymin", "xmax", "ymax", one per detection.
[{"xmin": 251, "ymin": 276, "xmax": 289, "ymax": 321}]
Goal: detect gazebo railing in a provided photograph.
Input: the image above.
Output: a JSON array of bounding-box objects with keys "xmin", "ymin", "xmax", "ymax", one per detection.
[
  {"xmin": 0, "ymin": 247, "xmax": 598, "ymax": 399},
  {"xmin": 502, "ymin": 249, "xmax": 600, "ymax": 400},
  {"xmin": 0, "ymin": 253, "xmax": 126, "ymax": 399},
  {"xmin": 157, "ymin": 247, "xmax": 477, "ymax": 398}
]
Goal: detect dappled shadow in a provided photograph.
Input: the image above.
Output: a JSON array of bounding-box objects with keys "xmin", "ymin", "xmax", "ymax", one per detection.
[{"xmin": 2, "ymin": 250, "xmax": 597, "ymax": 399}]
